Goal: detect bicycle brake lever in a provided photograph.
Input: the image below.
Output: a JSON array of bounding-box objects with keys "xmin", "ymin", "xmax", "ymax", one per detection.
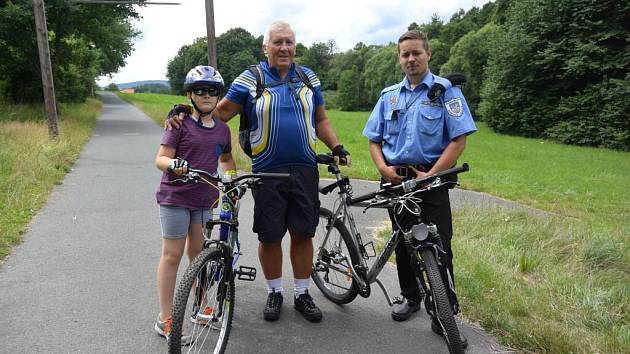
[{"xmin": 362, "ymin": 197, "xmax": 390, "ymax": 213}]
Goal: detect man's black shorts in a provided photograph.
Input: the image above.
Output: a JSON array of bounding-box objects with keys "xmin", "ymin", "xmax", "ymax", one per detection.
[{"xmin": 251, "ymin": 165, "xmax": 320, "ymax": 243}]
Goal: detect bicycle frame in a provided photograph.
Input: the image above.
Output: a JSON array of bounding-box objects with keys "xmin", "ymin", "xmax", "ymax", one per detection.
[
  {"xmin": 180, "ymin": 169, "xmax": 287, "ymax": 324},
  {"xmin": 316, "ymin": 156, "xmax": 467, "ymax": 306},
  {"xmin": 320, "ymin": 187, "xmax": 443, "ymax": 306}
]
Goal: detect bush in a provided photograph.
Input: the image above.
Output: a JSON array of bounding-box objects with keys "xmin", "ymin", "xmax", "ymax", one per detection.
[
  {"xmin": 545, "ymin": 77, "xmax": 630, "ymax": 150},
  {"xmin": 322, "ymin": 90, "xmax": 340, "ymax": 110},
  {"xmin": 479, "ymin": 0, "xmax": 629, "ymax": 150}
]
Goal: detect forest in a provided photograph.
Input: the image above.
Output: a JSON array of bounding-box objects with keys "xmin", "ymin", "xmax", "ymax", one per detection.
[
  {"xmin": 1, "ymin": 0, "xmax": 628, "ymax": 150},
  {"xmin": 165, "ymin": 0, "xmax": 629, "ymax": 150}
]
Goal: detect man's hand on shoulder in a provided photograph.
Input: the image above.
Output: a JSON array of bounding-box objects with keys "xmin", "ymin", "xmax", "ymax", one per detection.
[{"xmin": 164, "ymin": 104, "xmax": 191, "ymax": 130}]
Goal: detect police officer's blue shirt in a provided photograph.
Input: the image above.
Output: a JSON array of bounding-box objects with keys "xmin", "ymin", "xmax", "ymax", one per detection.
[
  {"xmin": 363, "ymin": 72, "xmax": 476, "ymax": 166},
  {"xmin": 226, "ymin": 61, "xmax": 324, "ymax": 172}
]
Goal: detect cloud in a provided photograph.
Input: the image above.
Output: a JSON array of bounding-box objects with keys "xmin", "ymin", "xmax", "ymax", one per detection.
[{"xmin": 98, "ymin": 0, "xmax": 490, "ymax": 86}]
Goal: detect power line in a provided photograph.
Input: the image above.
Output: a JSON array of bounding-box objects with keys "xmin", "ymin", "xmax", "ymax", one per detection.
[{"xmin": 68, "ymin": 1, "xmax": 181, "ymax": 4}]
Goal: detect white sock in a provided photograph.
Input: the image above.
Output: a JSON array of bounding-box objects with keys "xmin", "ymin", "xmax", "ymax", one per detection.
[
  {"xmin": 294, "ymin": 278, "xmax": 310, "ymax": 298},
  {"xmin": 266, "ymin": 278, "xmax": 283, "ymax": 294}
]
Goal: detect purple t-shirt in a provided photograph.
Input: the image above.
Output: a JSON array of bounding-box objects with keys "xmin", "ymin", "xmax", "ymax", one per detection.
[{"xmin": 156, "ymin": 115, "xmax": 231, "ymax": 208}]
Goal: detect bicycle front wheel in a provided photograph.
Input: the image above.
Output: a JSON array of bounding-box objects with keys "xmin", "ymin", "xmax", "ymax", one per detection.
[
  {"xmin": 311, "ymin": 207, "xmax": 360, "ymax": 304},
  {"xmin": 420, "ymin": 248, "xmax": 464, "ymax": 354},
  {"xmin": 168, "ymin": 245, "xmax": 235, "ymax": 354}
]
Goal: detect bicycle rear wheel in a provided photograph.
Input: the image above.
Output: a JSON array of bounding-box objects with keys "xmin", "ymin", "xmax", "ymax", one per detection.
[
  {"xmin": 420, "ymin": 248, "xmax": 464, "ymax": 354},
  {"xmin": 169, "ymin": 245, "xmax": 235, "ymax": 354},
  {"xmin": 311, "ymin": 207, "xmax": 360, "ymax": 304}
]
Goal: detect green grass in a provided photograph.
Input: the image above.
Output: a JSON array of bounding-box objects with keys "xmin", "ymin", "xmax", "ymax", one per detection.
[
  {"xmin": 117, "ymin": 92, "xmax": 182, "ymax": 125},
  {"xmin": 118, "ymin": 92, "xmax": 630, "ymax": 353},
  {"xmin": 0, "ymin": 98, "xmax": 101, "ymax": 260},
  {"xmin": 453, "ymin": 208, "xmax": 629, "ymax": 353}
]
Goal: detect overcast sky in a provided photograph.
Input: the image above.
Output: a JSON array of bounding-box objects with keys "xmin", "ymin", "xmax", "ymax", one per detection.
[{"xmin": 97, "ymin": 0, "xmax": 491, "ymax": 86}]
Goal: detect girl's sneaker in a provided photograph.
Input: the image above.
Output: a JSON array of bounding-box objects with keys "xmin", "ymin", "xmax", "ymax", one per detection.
[
  {"xmin": 155, "ymin": 314, "xmax": 193, "ymax": 346},
  {"xmin": 190, "ymin": 306, "xmax": 214, "ymax": 326}
]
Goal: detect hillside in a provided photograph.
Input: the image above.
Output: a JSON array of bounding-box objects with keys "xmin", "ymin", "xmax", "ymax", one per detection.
[{"xmin": 116, "ymin": 80, "xmax": 169, "ymax": 90}]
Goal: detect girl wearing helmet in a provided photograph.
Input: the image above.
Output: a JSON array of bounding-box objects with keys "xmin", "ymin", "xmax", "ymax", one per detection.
[{"xmin": 153, "ymin": 65, "xmax": 235, "ymax": 344}]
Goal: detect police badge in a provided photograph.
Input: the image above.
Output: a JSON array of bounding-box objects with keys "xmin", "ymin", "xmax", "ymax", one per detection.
[
  {"xmin": 445, "ymin": 98, "xmax": 464, "ymax": 117},
  {"xmin": 390, "ymin": 95, "xmax": 397, "ymax": 107}
]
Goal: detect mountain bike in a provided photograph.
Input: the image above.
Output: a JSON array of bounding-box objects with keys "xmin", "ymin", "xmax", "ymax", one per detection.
[
  {"xmin": 312, "ymin": 154, "xmax": 469, "ymax": 354},
  {"xmin": 167, "ymin": 168, "xmax": 288, "ymax": 354}
]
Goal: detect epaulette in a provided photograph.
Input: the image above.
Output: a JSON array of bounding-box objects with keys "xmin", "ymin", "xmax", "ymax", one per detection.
[
  {"xmin": 380, "ymin": 83, "xmax": 400, "ymax": 95},
  {"xmin": 432, "ymin": 75, "xmax": 453, "ymax": 91}
]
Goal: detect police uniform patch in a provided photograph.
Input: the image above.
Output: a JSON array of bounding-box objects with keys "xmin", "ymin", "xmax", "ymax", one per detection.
[
  {"xmin": 390, "ymin": 95, "xmax": 397, "ymax": 107},
  {"xmin": 445, "ymin": 98, "xmax": 463, "ymax": 117}
]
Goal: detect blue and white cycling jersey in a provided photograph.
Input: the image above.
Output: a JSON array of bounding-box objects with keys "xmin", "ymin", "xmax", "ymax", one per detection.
[{"xmin": 226, "ymin": 61, "xmax": 324, "ymax": 172}]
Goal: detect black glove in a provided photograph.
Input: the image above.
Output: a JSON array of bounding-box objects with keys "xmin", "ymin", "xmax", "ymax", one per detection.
[
  {"xmin": 167, "ymin": 104, "xmax": 192, "ymax": 118},
  {"xmin": 332, "ymin": 144, "xmax": 350, "ymax": 164},
  {"xmin": 427, "ymin": 72, "xmax": 467, "ymax": 101},
  {"xmin": 167, "ymin": 158, "xmax": 189, "ymax": 173}
]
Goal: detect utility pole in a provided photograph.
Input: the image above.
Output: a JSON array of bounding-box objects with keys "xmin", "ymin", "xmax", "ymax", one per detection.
[
  {"xmin": 205, "ymin": 0, "xmax": 217, "ymax": 68},
  {"xmin": 33, "ymin": 0, "xmax": 59, "ymax": 139}
]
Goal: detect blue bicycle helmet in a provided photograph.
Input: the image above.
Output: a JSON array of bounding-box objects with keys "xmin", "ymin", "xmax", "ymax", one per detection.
[{"xmin": 183, "ymin": 65, "xmax": 224, "ymax": 92}]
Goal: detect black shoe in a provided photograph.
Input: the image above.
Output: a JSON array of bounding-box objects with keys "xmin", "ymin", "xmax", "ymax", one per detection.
[
  {"xmin": 263, "ymin": 292, "xmax": 283, "ymax": 321},
  {"xmin": 294, "ymin": 291, "xmax": 323, "ymax": 322},
  {"xmin": 431, "ymin": 317, "xmax": 468, "ymax": 349},
  {"xmin": 391, "ymin": 297, "xmax": 421, "ymax": 322}
]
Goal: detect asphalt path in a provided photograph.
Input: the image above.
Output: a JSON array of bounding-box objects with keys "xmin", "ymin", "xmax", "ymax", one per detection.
[{"xmin": 0, "ymin": 92, "xmax": 511, "ymax": 353}]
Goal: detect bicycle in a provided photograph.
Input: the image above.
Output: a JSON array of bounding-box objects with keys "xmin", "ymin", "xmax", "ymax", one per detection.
[
  {"xmin": 312, "ymin": 154, "xmax": 469, "ymax": 354},
  {"xmin": 167, "ymin": 168, "xmax": 288, "ymax": 354}
]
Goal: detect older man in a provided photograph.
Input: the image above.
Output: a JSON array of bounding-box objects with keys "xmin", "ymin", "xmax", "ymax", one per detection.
[{"xmin": 168, "ymin": 21, "xmax": 349, "ymax": 323}]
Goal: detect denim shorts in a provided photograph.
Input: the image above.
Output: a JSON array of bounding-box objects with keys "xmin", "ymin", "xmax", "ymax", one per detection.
[{"xmin": 158, "ymin": 205, "xmax": 212, "ymax": 239}]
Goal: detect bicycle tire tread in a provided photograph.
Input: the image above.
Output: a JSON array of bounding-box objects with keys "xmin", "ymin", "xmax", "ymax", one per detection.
[
  {"xmin": 168, "ymin": 246, "xmax": 234, "ymax": 353},
  {"xmin": 421, "ymin": 248, "xmax": 464, "ymax": 354}
]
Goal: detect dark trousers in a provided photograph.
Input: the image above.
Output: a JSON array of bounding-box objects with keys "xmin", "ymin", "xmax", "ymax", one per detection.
[{"xmin": 387, "ymin": 185, "xmax": 454, "ymax": 304}]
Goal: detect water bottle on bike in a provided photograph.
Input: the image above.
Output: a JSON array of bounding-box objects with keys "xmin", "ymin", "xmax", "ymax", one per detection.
[
  {"xmin": 218, "ymin": 170, "xmax": 237, "ymax": 242},
  {"xmin": 219, "ymin": 196, "xmax": 232, "ymax": 242}
]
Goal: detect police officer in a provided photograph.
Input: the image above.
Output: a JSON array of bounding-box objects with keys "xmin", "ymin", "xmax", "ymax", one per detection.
[{"xmin": 362, "ymin": 30, "xmax": 476, "ymax": 347}]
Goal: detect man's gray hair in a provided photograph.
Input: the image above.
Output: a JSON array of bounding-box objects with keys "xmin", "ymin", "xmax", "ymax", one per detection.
[{"xmin": 263, "ymin": 21, "xmax": 295, "ymax": 45}]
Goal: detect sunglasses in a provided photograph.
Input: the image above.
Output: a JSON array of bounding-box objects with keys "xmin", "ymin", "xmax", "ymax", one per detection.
[{"xmin": 192, "ymin": 86, "xmax": 221, "ymax": 97}]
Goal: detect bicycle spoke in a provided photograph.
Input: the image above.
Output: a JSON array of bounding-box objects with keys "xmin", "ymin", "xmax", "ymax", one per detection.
[
  {"xmin": 170, "ymin": 247, "xmax": 234, "ymax": 354},
  {"xmin": 311, "ymin": 208, "xmax": 360, "ymax": 304}
]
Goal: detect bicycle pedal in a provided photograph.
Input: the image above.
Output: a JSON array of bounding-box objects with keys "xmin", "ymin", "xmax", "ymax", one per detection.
[{"xmin": 235, "ymin": 265, "xmax": 256, "ymax": 281}]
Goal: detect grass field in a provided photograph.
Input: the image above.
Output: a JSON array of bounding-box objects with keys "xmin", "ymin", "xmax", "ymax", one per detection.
[
  {"xmin": 0, "ymin": 98, "xmax": 101, "ymax": 260},
  {"xmin": 120, "ymin": 92, "xmax": 629, "ymax": 353}
]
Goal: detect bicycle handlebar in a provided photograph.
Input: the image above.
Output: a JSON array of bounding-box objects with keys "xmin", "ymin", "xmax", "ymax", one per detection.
[
  {"xmin": 349, "ymin": 163, "xmax": 469, "ymax": 204},
  {"xmin": 180, "ymin": 168, "xmax": 290, "ymax": 187},
  {"xmin": 316, "ymin": 153, "xmax": 348, "ymax": 166}
]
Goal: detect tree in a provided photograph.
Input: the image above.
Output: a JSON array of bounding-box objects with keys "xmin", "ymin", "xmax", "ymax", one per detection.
[
  {"xmin": 440, "ymin": 23, "xmax": 502, "ymax": 118},
  {"xmin": 480, "ymin": 0, "xmax": 630, "ymax": 150},
  {"xmin": 167, "ymin": 28, "xmax": 266, "ymax": 95},
  {"xmin": 408, "ymin": 22, "xmax": 421, "ymax": 31},
  {"xmin": 166, "ymin": 38, "xmax": 208, "ymax": 95},
  {"xmin": 216, "ymin": 28, "xmax": 264, "ymax": 87},
  {"xmin": 0, "ymin": 0, "xmax": 139, "ymax": 103},
  {"xmin": 362, "ymin": 45, "xmax": 403, "ymax": 106},
  {"xmin": 135, "ymin": 83, "xmax": 170, "ymax": 94},
  {"xmin": 296, "ymin": 41, "xmax": 335, "ymax": 88},
  {"xmin": 337, "ymin": 66, "xmax": 361, "ymax": 111},
  {"xmin": 105, "ymin": 83, "xmax": 119, "ymax": 91},
  {"xmin": 420, "ymin": 14, "xmax": 443, "ymax": 40}
]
